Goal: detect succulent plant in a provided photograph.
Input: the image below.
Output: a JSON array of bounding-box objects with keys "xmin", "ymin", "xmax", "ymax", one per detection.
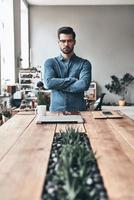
[{"xmin": 42, "ymin": 127, "xmax": 108, "ymax": 200}]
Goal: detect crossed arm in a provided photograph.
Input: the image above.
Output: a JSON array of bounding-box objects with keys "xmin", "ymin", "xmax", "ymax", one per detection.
[{"xmin": 44, "ymin": 59, "xmax": 92, "ymax": 93}]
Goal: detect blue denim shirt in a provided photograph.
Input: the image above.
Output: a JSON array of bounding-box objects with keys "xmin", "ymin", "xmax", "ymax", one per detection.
[{"xmin": 44, "ymin": 54, "xmax": 92, "ymax": 112}]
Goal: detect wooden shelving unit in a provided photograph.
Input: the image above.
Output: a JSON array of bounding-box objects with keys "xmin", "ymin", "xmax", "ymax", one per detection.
[
  {"xmin": 19, "ymin": 71, "xmax": 41, "ymax": 90},
  {"xmin": 18, "ymin": 69, "xmax": 42, "ymax": 108}
]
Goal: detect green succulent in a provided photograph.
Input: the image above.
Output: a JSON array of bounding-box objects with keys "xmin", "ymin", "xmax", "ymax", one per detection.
[{"xmin": 42, "ymin": 127, "xmax": 108, "ymax": 200}]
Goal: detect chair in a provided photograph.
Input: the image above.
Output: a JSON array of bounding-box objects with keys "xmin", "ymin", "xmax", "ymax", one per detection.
[
  {"xmin": 86, "ymin": 93, "xmax": 106, "ymax": 111},
  {"xmin": 93, "ymin": 93, "xmax": 106, "ymax": 111}
]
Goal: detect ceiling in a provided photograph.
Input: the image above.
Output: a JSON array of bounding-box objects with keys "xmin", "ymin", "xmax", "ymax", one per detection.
[{"xmin": 27, "ymin": 0, "xmax": 134, "ymax": 6}]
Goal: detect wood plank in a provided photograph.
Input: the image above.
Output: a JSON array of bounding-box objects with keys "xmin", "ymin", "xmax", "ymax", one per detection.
[
  {"xmin": 83, "ymin": 112, "xmax": 134, "ymax": 199},
  {"xmin": 108, "ymin": 117, "xmax": 134, "ymax": 149},
  {"xmin": 12, "ymin": 108, "xmax": 35, "ymax": 115},
  {"xmin": 82, "ymin": 112, "xmax": 134, "ymax": 151},
  {"xmin": 56, "ymin": 123, "xmax": 85, "ymax": 133},
  {"xmin": 56, "ymin": 112, "xmax": 85, "ymax": 132},
  {"xmin": 108, "ymin": 129, "xmax": 134, "ymax": 165},
  {"xmin": 0, "ymin": 111, "xmax": 134, "ymax": 200},
  {"xmin": 83, "ymin": 111, "xmax": 134, "ymax": 163},
  {"xmin": 17, "ymin": 111, "xmax": 35, "ymax": 115},
  {"xmin": 92, "ymin": 111, "xmax": 107, "ymax": 119},
  {"xmin": 0, "ymin": 114, "xmax": 35, "ymax": 161},
  {"xmin": 92, "ymin": 110, "xmax": 123, "ymax": 119},
  {"xmin": 0, "ymin": 118, "xmax": 56, "ymax": 200},
  {"xmin": 104, "ymin": 110, "xmax": 123, "ymax": 119},
  {"xmin": 90, "ymin": 139, "xmax": 134, "ymax": 200},
  {"xmin": 81, "ymin": 112, "xmax": 117, "ymax": 141}
]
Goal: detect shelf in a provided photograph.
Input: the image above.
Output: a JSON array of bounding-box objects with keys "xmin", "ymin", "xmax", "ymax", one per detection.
[
  {"xmin": 20, "ymin": 84, "xmax": 33, "ymax": 85},
  {"xmin": 19, "ymin": 70, "xmax": 42, "ymax": 102},
  {"xmin": 85, "ymin": 81, "xmax": 97, "ymax": 101}
]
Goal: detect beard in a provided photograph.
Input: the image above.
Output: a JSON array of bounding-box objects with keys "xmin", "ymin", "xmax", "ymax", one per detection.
[{"xmin": 61, "ymin": 46, "xmax": 74, "ymax": 54}]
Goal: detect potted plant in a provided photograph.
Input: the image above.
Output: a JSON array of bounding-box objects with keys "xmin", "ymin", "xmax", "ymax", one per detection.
[
  {"xmin": 36, "ymin": 91, "xmax": 50, "ymax": 116},
  {"xmin": 37, "ymin": 91, "xmax": 50, "ymax": 108},
  {"xmin": 2, "ymin": 110, "xmax": 12, "ymax": 123},
  {"xmin": 0, "ymin": 113, "xmax": 3, "ymax": 125},
  {"xmin": 105, "ymin": 73, "xmax": 134, "ymax": 106},
  {"xmin": 36, "ymin": 81, "xmax": 50, "ymax": 109},
  {"xmin": 1, "ymin": 101, "xmax": 12, "ymax": 123}
]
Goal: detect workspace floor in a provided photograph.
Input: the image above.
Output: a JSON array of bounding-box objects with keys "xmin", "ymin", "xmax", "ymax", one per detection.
[{"xmin": 102, "ymin": 106, "xmax": 134, "ymax": 120}]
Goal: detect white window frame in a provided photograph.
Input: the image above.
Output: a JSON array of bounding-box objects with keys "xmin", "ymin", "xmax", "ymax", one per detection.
[{"xmin": 21, "ymin": 0, "xmax": 29, "ymax": 68}]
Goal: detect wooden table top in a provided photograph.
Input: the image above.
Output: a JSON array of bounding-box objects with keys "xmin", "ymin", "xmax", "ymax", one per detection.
[{"xmin": 0, "ymin": 111, "xmax": 134, "ymax": 200}]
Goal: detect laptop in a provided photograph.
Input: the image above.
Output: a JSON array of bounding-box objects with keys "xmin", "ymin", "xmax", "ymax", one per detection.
[{"xmin": 36, "ymin": 114, "xmax": 84, "ymax": 123}]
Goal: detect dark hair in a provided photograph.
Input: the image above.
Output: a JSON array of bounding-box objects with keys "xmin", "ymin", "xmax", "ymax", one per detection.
[
  {"xmin": 57, "ymin": 27, "xmax": 76, "ymax": 40},
  {"xmin": 37, "ymin": 81, "xmax": 44, "ymax": 88}
]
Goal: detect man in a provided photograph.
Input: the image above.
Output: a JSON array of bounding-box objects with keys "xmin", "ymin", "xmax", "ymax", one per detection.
[{"xmin": 44, "ymin": 26, "xmax": 92, "ymax": 112}]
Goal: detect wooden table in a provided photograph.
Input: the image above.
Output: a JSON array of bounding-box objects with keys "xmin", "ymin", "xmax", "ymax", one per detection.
[{"xmin": 0, "ymin": 111, "xmax": 134, "ymax": 200}]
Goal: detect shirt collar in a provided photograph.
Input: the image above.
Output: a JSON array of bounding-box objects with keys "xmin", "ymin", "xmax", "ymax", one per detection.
[{"xmin": 59, "ymin": 53, "xmax": 76, "ymax": 61}]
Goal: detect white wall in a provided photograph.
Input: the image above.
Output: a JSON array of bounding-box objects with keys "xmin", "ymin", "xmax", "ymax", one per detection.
[{"xmin": 29, "ymin": 5, "xmax": 134, "ymax": 103}]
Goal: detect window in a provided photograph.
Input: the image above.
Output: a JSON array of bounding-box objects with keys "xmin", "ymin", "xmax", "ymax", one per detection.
[
  {"xmin": 0, "ymin": 0, "xmax": 15, "ymax": 94},
  {"xmin": 0, "ymin": 0, "xmax": 29, "ymax": 94},
  {"xmin": 21, "ymin": 0, "xmax": 29, "ymax": 68}
]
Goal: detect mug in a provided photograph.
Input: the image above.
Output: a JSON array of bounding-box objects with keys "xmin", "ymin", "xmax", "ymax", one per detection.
[{"xmin": 36, "ymin": 105, "xmax": 46, "ymax": 116}]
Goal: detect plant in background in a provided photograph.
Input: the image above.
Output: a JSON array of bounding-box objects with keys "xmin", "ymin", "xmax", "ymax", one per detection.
[
  {"xmin": 1, "ymin": 101, "xmax": 12, "ymax": 121},
  {"xmin": 105, "ymin": 73, "xmax": 134, "ymax": 101},
  {"xmin": 1, "ymin": 110, "xmax": 12, "ymax": 124},
  {"xmin": 2, "ymin": 110, "xmax": 12, "ymax": 118},
  {"xmin": 0, "ymin": 113, "xmax": 3, "ymax": 125},
  {"xmin": 37, "ymin": 91, "xmax": 50, "ymax": 110}
]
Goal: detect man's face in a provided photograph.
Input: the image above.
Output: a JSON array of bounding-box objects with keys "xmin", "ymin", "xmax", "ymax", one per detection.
[{"xmin": 58, "ymin": 33, "xmax": 76, "ymax": 54}]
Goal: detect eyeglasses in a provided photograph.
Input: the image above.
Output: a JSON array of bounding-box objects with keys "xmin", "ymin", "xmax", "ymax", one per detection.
[{"xmin": 59, "ymin": 39, "xmax": 74, "ymax": 44}]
